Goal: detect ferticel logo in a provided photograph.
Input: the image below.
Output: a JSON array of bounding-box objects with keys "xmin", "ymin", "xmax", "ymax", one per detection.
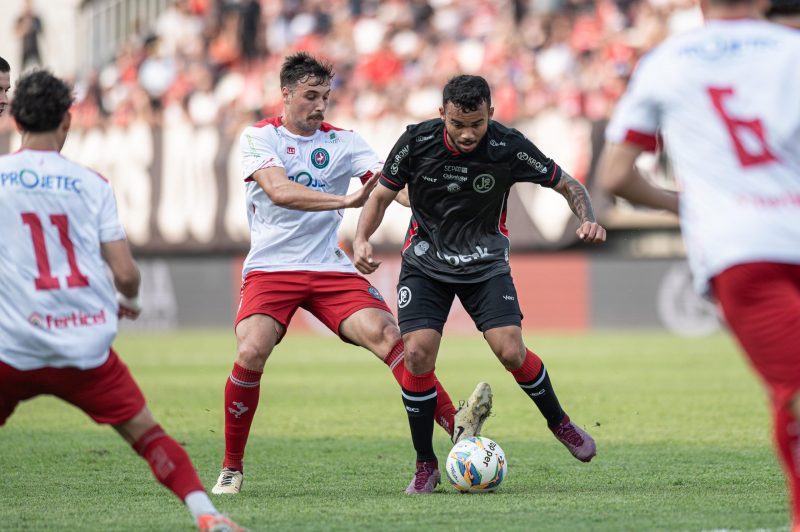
[{"xmin": 311, "ymin": 148, "xmax": 330, "ymax": 169}]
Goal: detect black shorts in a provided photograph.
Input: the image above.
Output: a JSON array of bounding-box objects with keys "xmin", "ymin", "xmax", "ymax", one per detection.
[{"xmin": 397, "ymin": 263, "xmax": 522, "ymax": 335}]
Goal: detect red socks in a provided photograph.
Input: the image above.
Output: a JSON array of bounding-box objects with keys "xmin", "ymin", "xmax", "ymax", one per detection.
[
  {"xmin": 385, "ymin": 341, "xmax": 456, "ymax": 435},
  {"xmin": 510, "ymin": 349, "xmax": 543, "ymax": 382},
  {"xmin": 223, "ymin": 363, "xmax": 263, "ymax": 471},
  {"xmin": 132, "ymin": 425, "xmax": 204, "ymax": 500}
]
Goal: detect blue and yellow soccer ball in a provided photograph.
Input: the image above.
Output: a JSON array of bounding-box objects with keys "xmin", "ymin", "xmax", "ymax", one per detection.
[{"xmin": 445, "ymin": 436, "xmax": 507, "ymax": 493}]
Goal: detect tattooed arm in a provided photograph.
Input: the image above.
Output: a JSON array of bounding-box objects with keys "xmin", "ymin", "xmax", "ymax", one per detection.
[{"xmin": 552, "ymin": 171, "xmax": 607, "ymax": 243}]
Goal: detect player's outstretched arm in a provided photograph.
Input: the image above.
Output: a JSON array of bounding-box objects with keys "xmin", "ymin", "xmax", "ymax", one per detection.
[
  {"xmin": 552, "ymin": 171, "xmax": 607, "ymax": 243},
  {"xmin": 353, "ymin": 184, "xmax": 399, "ymax": 274},
  {"xmin": 101, "ymin": 239, "xmax": 142, "ymax": 320},
  {"xmin": 253, "ymin": 167, "xmax": 378, "ymax": 211},
  {"xmin": 598, "ymin": 142, "xmax": 679, "ymax": 214}
]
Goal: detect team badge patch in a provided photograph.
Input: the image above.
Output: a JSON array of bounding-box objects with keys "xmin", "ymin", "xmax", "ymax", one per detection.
[
  {"xmin": 473, "ymin": 174, "xmax": 495, "ymax": 193},
  {"xmin": 287, "ymin": 146, "xmax": 296, "ymax": 154},
  {"xmin": 311, "ymin": 148, "xmax": 330, "ymax": 169},
  {"xmin": 368, "ymin": 287, "xmax": 384, "ymax": 301},
  {"xmin": 397, "ymin": 286, "xmax": 412, "ymax": 308}
]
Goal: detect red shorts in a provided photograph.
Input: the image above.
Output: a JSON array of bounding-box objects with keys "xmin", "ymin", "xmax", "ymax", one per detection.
[
  {"xmin": 235, "ymin": 270, "xmax": 391, "ymax": 342},
  {"xmin": 0, "ymin": 349, "xmax": 146, "ymax": 426},
  {"xmin": 712, "ymin": 262, "xmax": 800, "ymax": 408}
]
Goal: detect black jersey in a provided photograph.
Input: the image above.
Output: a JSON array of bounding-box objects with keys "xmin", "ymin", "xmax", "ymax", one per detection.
[{"xmin": 380, "ymin": 119, "xmax": 562, "ymax": 283}]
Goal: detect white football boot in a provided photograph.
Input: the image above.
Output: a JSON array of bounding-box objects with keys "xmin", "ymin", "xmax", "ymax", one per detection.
[
  {"xmin": 451, "ymin": 382, "xmax": 493, "ymax": 444},
  {"xmin": 211, "ymin": 468, "xmax": 243, "ymax": 495}
]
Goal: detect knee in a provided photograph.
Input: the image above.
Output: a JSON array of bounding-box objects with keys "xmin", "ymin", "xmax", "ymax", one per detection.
[
  {"xmin": 236, "ymin": 339, "xmax": 270, "ymax": 370},
  {"xmin": 403, "ymin": 342, "xmax": 434, "ymax": 373},
  {"xmin": 495, "ymin": 344, "xmax": 526, "ymax": 371},
  {"xmin": 380, "ymin": 323, "xmax": 401, "ymax": 348}
]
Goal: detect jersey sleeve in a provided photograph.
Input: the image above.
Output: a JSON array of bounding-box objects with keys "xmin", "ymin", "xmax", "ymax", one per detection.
[
  {"xmin": 380, "ymin": 129, "xmax": 412, "ymax": 191},
  {"xmin": 98, "ymin": 183, "xmax": 127, "ymax": 243},
  {"xmin": 350, "ymin": 132, "xmax": 384, "ymax": 184},
  {"xmin": 510, "ymin": 136, "xmax": 562, "ymax": 188},
  {"xmin": 240, "ymin": 126, "xmax": 284, "ymax": 181},
  {"xmin": 605, "ymin": 53, "xmax": 661, "ymax": 151}
]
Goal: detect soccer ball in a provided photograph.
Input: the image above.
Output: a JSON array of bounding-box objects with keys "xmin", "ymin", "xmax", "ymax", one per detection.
[{"xmin": 445, "ymin": 436, "xmax": 507, "ymax": 493}]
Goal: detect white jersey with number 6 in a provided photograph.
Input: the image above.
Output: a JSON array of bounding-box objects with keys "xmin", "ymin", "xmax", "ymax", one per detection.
[
  {"xmin": 0, "ymin": 150, "xmax": 126, "ymax": 370},
  {"xmin": 606, "ymin": 20, "xmax": 800, "ymax": 295}
]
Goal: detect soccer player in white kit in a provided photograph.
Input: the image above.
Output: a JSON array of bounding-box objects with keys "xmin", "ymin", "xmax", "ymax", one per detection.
[
  {"xmin": 213, "ymin": 52, "xmax": 491, "ymax": 495},
  {"xmin": 599, "ymin": 0, "xmax": 800, "ymax": 526},
  {"xmin": 0, "ymin": 70, "xmax": 244, "ymax": 532}
]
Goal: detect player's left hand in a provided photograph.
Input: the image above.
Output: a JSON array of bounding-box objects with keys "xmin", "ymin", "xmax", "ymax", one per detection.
[{"xmin": 577, "ymin": 221, "xmax": 606, "ymax": 243}]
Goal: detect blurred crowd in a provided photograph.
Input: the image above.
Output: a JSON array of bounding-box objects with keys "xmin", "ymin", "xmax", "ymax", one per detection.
[{"xmin": 52, "ymin": 0, "xmax": 701, "ymax": 139}]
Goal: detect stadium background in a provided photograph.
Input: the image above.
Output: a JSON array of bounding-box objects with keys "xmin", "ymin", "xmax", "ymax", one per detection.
[{"xmin": 0, "ymin": 0, "xmax": 712, "ymax": 335}]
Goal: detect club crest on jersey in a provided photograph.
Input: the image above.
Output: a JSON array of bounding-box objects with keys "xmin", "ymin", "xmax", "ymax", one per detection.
[
  {"xmin": 311, "ymin": 148, "xmax": 330, "ymax": 169},
  {"xmin": 368, "ymin": 287, "xmax": 384, "ymax": 301},
  {"xmin": 398, "ymin": 286, "xmax": 412, "ymax": 308},
  {"xmin": 473, "ymin": 174, "xmax": 495, "ymax": 193}
]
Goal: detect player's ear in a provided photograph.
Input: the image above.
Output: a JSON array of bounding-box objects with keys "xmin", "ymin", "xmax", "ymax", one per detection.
[
  {"xmin": 282, "ymin": 86, "xmax": 291, "ymax": 104},
  {"xmin": 439, "ymin": 106, "xmax": 445, "ymax": 121},
  {"xmin": 61, "ymin": 111, "xmax": 72, "ymax": 134},
  {"xmin": 488, "ymin": 106, "xmax": 494, "ymax": 120}
]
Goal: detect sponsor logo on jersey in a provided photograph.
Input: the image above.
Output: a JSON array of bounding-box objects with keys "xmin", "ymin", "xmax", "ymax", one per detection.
[
  {"xmin": 502, "ymin": 294, "xmax": 515, "ymax": 301},
  {"xmin": 489, "ymin": 139, "xmax": 507, "ymax": 147},
  {"xmin": 288, "ymin": 171, "xmax": 325, "ymax": 191},
  {"xmin": 516, "ymin": 152, "xmax": 548, "ymax": 174},
  {"xmin": 422, "ymin": 175, "xmax": 437, "ymax": 183},
  {"xmin": 436, "ymin": 246, "xmax": 491, "ymax": 266},
  {"xmin": 1, "ymin": 169, "xmax": 82, "ymax": 194},
  {"xmin": 368, "ymin": 286, "xmax": 384, "ymax": 301},
  {"xmin": 414, "ymin": 240, "xmax": 430, "ymax": 256},
  {"xmin": 416, "ymin": 134, "xmax": 434, "ymax": 142},
  {"xmin": 286, "ymin": 146, "xmax": 296, "ymax": 154},
  {"xmin": 398, "ymin": 286, "xmax": 412, "ymax": 308},
  {"xmin": 473, "ymin": 174, "xmax": 495, "ymax": 193},
  {"xmin": 311, "ymin": 148, "xmax": 330, "ymax": 169},
  {"xmin": 447, "ymin": 183, "xmax": 461, "ymax": 193},
  {"xmin": 390, "ymin": 145, "xmax": 410, "ymax": 175},
  {"xmin": 28, "ymin": 309, "xmax": 107, "ymax": 329}
]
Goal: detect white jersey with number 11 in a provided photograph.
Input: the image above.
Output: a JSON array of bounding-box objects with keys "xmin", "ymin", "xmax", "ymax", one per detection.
[{"xmin": 0, "ymin": 150, "xmax": 125, "ymax": 370}]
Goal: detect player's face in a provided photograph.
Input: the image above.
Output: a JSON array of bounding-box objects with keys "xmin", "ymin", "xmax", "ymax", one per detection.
[
  {"xmin": 0, "ymin": 72, "xmax": 10, "ymax": 117},
  {"xmin": 440, "ymin": 101, "xmax": 493, "ymax": 154},
  {"xmin": 282, "ymin": 76, "xmax": 331, "ymax": 136}
]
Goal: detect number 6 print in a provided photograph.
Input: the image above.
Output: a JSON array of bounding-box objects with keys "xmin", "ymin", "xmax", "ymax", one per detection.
[{"xmin": 707, "ymin": 87, "xmax": 779, "ymax": 168}]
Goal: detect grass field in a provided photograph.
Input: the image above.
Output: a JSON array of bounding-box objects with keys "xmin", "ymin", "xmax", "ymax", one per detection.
[{"xmin": 0, "ymin": 330, "xmax": 788, "ymax": 531}]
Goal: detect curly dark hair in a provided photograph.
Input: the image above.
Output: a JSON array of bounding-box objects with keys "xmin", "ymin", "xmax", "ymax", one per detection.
[
  {"xmin": 0, "ymin": 56, "xmax": 9, "ymax": 73},
  {"xmin": 442, "ymin": 75, "xmax": 492, "ymax": 113},
  {"xmin": 279, "ymin": 52, "xmax": 334, "ymax": 90},
  {"xmin": 11, "ymin": 70, "xmax": 73, "ymax": 133}
]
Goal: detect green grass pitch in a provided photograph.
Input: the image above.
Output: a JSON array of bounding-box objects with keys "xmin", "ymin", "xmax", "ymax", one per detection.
[{"xmin": 0, "ymin": 330, "xmax": 788, "ymax": 531}]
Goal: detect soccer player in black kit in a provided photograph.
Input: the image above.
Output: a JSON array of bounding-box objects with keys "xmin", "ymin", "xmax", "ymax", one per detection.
[{"xmin": 354, "ymin": 75, "xmax": 606, "ymax": 494}]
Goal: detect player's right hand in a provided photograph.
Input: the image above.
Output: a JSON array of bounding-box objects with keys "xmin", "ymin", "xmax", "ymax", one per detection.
[
  {"xmin": 353, "ymin": 239, "xmax": 381, "ymax": 274},
  {"xmin": 117, "ymin": 293, "xmax": 142, "ymax": 320},
  {"xmin": 343, "ymin": 173, "xmax": 379, "ymax": 208}
]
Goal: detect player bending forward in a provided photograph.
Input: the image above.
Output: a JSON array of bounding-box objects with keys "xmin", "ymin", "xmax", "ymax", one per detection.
[
  {"xmin": 0, "ymin": 69, "xmax": 244, "ymax": 532},
  {"xmin": 355, "ymin": 75, "xmax": 603, "ymax": 494}
]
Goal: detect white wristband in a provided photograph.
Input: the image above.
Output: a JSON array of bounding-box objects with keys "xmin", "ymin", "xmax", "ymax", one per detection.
[{"xmin": 117, "ymin": 293, "xmax": 142, "ymax": 312}]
